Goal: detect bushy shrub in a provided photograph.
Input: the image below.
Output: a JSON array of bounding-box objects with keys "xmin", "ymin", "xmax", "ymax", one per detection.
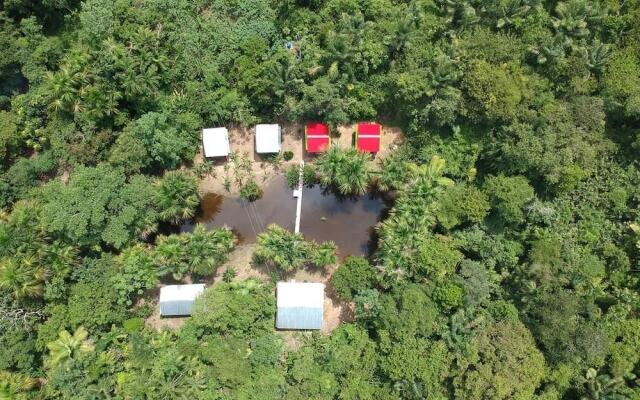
[
  {"xmin": 239, "ymin": 179, "xmax": 263, "ymax": 201},
  {"xmin": 331, "ymin": 256, "xmax": 377, "ymax": 301}
]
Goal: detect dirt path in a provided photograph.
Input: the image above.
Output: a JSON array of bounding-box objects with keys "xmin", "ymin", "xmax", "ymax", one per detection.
[
  {"xmin": 148, "ymin": 123, "xmax": 400, "ymax": 333},
  {"xmin": 195, "ymin": 123, "xmax": 404, "ymax": 196}
]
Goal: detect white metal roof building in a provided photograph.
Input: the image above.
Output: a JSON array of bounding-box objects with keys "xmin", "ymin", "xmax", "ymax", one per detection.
[
  {"xmin": 255, "ymin": 124, "xmax": 282, "ymax": 154},
  {"xmin": 159, "ymin": 284, "xmax": 205, "ymax": 317},
  {"xmin": 276, "ymin": 281, "xmax": 324, "ymax": 330},
  {"xmin": 202, "ymin": 127, "xmax": 230, "ymax": 157}
]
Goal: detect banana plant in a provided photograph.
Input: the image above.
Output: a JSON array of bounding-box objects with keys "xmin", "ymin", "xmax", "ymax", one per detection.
[
  {"xmin": 552, "ymin": 0, "xmax": 605, "ymax": 40},
  {"xmin": 582, "ymin": 41, "xmax": 612, "ymax": 71},
  {"xmin": 581, "ymin": 368, "xmax": 630, "ymax": 400},
  {"xmin": 46, "ymin": 326, "xmax": 95, "ymax": 368},
  {"xmin": 530, "ymin": 33, "xmax": 571, "ymax": 64},
  {"xmin": 491, "ymin": 0, "xmax": 536, "ymax": 29},
  {"xmin": 436, "ymin": 0, "xmax": 480, "ymax": 30}
]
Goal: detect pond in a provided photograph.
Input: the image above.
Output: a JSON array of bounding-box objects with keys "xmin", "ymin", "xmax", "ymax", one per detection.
[{"xmin": 181, "ymin": 175, "xmax": 389, "ymax": 257}]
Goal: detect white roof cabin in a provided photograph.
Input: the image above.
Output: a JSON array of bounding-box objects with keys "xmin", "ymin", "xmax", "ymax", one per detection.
[
  {"xmin": 255, "ymin": 124, "xmax": 282, "ymax": 154},
  {"xmin": 159, "ymin": 284, "xmax": 205, "ymax": 317},
  {"xmin": 202, "ymin": 127, "xmax": 230, "ymax": 158},
  {"xmin": 276, "ymin": 281, "xmax": 324, "ymax": 330}
]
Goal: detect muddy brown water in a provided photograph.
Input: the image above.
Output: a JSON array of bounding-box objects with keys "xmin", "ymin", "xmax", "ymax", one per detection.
[{"xmin": 181, "ymin": 175, "xmax": 388, "ymax": 257}]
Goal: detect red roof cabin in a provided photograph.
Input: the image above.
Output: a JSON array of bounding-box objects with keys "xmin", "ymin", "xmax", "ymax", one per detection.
[
  {"xmin": 305, "ymin": 122, "xmax": 331, "ymax": 153},
  {"xmin": 356, "ymin": 123, "xmax": 381, "ymax": 153}
]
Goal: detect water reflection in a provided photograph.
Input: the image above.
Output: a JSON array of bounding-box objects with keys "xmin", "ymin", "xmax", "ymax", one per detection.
[{"xmin": 182, "ymin": 175, "xmax": 388, "ymax": 257}]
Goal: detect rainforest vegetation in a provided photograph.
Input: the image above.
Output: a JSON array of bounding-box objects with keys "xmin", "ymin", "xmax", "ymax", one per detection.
[{"xmin": 1, "ymin": 0, "xmax": 640, "ymax": 399}]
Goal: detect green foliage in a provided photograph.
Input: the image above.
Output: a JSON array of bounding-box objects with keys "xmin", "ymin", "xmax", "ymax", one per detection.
[
  {"xmin": 492, "ymin": 98, "xmax": 612, "ymax": 193},
  {"xmin": 222, "ymin": 267, "xmax": 237, "ymax": 283},
  {"xmin": 286, "ymin": 164, "xmax": 317, "ymax": 188},
  {"xmin": 254, "ymin": 224, "xmax": 336, "ymax": 272},
  {"xmin": 462, "ymin": 60, "xmax": 524, "ymax": 122},
  {"xmin": 239, "ymin": 179, "xmax": 263, "ymax": 201},
  {"xmin": 453, "ymin": 321, "xmax": 546, "ymax": 400},
  {"xmin": 436, "ymin": 184, "xmax": 489, "ymax": 229},
  {"xmin": 189, "ymin": 279, "xmax": 274, "ymax": 337},
  {"xmin": 249, "ymin": 334, "xmax": 283, "ymax": 368},
  {"xmin": 38, "ymin": 165, "xmax": 157, "ymax": 248},
  {"xmin": 154, "ymin": 170, "xmax": 199, "ymax": 224},
  {"xmin": 331, "ymin": 256, "xmax": 377, "ymax": 301},
  {"xmin": 415, "ymin": 234, "xmax": 464, "ymax": 281},
  {"xmin": 282, "ymin": 150, "xmax": 294, "ymax": 161},
  {"xmin": 0, "ymin": 151, "xmax": 55, "ymax": 208},
  {"xmin": 602, "ymin": 48, "xmax": 640, "ymax": 119},
  {"xmin": 482, "ymin": 175, "xmax": 534, "ymax": 225},
  {"xmin": 0, "ymin": 323, "xmax": 38, "ymax": 372},
  {"xmin": 154, "ymin": 225, "xmax": 236, "ymax": 280},
  {"xmin": 111, "ymin": 112, "xmax": 200, "ymax": 171},
  {"xmin": 315, "ymin": 146, "xmax": 372, "ymax": 195},
  {"xmin": 112, "ymin": 245, "xmax": 157, "ymax": 306}
]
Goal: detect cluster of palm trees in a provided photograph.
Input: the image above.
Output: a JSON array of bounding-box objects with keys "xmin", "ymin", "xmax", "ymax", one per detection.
[
  {"xmin": 153, "ymin": 224, "xmax": 236, "ymax": 280},
  {"xmin": 154, "ymin": 170, "xmax": 200, "ymax": 225},
  {"xmin": 0, "ymin": 237, "xmax": 78, "ymax": 304},
  {"xmin": 377, "ymin": 156, "xmax": 455, "ymax": 280},
  {"xmin": 315, "ymin": 147, "xmax": 373, "ymax": 195},
  {"xmin": 254, "ymin": 224, "xmax": 337, "ymax": 272},
  {"xmin": 45, "ymin": 27, "xmax": 169, "ymax": 123}
]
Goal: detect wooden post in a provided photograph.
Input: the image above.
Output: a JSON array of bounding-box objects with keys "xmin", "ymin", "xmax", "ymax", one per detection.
[{"xmin": 294, "ymin": 160, "xmax": 304, "ymax": 233}]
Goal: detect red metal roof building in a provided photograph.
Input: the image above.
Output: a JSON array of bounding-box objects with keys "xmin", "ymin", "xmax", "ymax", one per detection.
[
  {"xmin": 305, "ymin": 122, "xmax": 331, "ymax": 153},
  {"xmin": 356, "ymin": 123, "xmax": 381, "ymax": 153}
]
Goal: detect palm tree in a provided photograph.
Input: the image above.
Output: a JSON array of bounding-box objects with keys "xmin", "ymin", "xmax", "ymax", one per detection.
[
  {"xmin": 310, "ymin": 241, "xmax": 338, "ymax": 267},
  {"xmin": 46, "ymin": 326, "xmax": 94, "ymax": 368},
  {"xmin": 531, "ymin": 33, "xmax": 570, "ymax": 64},
  {"xmin": 583, "ymin": 41, "xmax": 612, "ymax": 71},
  {"xmin": 552, "ymin": 0, "xmax": 604, "ymax": 40},
  {"xmin": 0, "ymin": 258, "xmax": 45, "ymax": 302},
  {"xmin": 376, "ymin": 153, "xmax": 409, "ymax": 192},
  {"xmin": 316, "ymin": 147, "xmax": 372, "ymax": 195},
  {"xmin": 489, "ymin": 0, "xmax": 534, "ymax": 29},
  {"xmin": 154, "ymin": 234, "xmax": 188, "ymax": 280},
  {"xmin": 185, "ymin": 225, "xmax": 236, "ymax": 277},
  {"xmin": 154, "ymin": 170, "xmax": 200, "ymax": 224},
  {"xmin": 377, "ymin": 156, "xmax": 453, "ymax": 279},
  {"xmin": 436, "ymin": 0, "xmax": 480, "ymax": 30},
  {"xmin": 254, "ymin": 224, "xmax": 311, "ymax": 272},
  {"xmin": 39, "ymin": 242, "xmax": 79, "ymax": 278},
  {"xmin": 0, "ymin": 371, "xmax": 38, "ymax": 400},
  {"xmin": 581, "ymin": 369, "xmax": 629, "ymax": 400}
]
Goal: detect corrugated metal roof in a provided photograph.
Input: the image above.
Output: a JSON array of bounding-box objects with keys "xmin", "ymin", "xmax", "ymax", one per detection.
[
  {"xmin": 277, "ymin": 307, "xmax": 323, "ymax": 330},
  {"xmin": 276, "ymin": 282, "xmax": 324, "ymax": 330},
  {"xmin": 159, "ymin": 284, "xmax": 205, "ymax": 316}
]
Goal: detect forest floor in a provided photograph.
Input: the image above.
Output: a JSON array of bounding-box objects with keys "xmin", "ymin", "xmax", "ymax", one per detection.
[{"xmin": 196, "ymin": 123, "xmax": 404, "ymax": 196}]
